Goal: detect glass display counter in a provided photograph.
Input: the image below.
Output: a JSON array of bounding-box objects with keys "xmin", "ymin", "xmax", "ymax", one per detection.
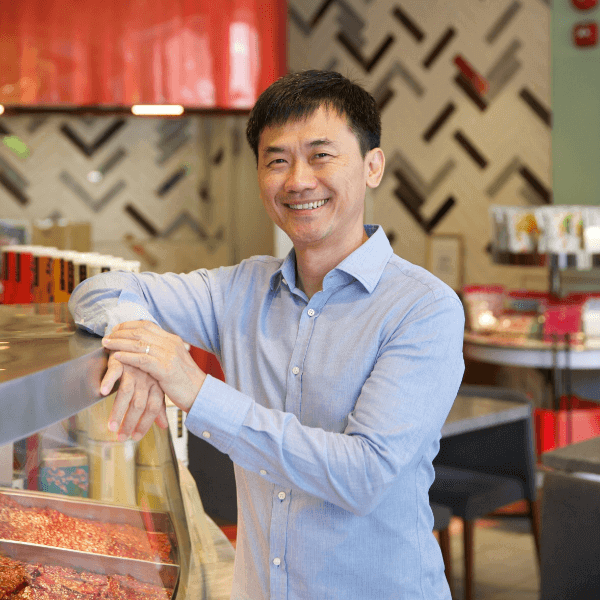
[{"xmin": 0, "ymin": 304, "xmax": 192, "ymax": 599}]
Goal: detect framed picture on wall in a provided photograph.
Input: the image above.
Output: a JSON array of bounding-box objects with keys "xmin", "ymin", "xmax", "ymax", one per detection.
[{"xmin": 426, "ymin": 234, "xmax": 464, "ymax": 291}]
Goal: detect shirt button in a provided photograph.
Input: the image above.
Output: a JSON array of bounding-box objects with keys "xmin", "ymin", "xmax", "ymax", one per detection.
[
  {"xmin": 260, "ymin": 469, "xmax": 267, "ymax": 476},
  {"xmin": 202, "ymin": 431, "xmax": 211, "ymax": 439},
  {"xmin": 307, "ymin": 308, "xmax": 315, "ymax": 317},
  {"xmin": 273, "ymin": 558, "xmax": 281, "ymax": 566},
  {"xmin": 292, "ymin": 366, "xmax": 300, "ymax": 375},
  {"xmin": 282, "ymin": 279, "xmax": 287, "ymax": 286},
  {"xmin": 278, "ymin": 491, "xmax": 286, "ymax": 500}
]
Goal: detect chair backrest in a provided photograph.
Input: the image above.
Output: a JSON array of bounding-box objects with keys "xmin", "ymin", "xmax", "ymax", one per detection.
[
  {"xmin": 434, "ymin": 384, "xmax": 537, "ymax": 500},
  {"xmin": 541, "ymin": 471, "xmax": 600, "ymax": 599}
]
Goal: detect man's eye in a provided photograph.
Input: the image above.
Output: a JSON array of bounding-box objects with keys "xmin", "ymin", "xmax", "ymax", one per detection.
[
  {"xmin": 268, "ymin": 158, "xmax": 286, "ymax": 166},
  {"xmin": 314, "ymin": 153, "xmax": 329, "ymax": 159}
]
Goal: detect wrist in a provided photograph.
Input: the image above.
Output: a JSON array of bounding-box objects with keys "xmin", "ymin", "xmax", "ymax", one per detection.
[{"xmin": 184, "ymin": 370, "xmax": 207, "ymax": 413}]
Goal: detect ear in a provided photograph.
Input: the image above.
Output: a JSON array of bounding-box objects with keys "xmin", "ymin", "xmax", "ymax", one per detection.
[{"xmin": 365, "ymin": 148, "xmax": 385, "ymax": 189}]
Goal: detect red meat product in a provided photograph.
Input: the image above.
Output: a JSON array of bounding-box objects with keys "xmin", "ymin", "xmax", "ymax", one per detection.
[
  {"xmin": 0, "ymin": 493, "xmax": 173, "ymax": 563},
  {"xmin": 1, "ymin": 556, "xmax": 172, "ymax": 600}
]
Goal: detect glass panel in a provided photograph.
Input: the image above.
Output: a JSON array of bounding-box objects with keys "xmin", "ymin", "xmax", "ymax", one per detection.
[{"xmin": 0, "ymin": 305, "xmax": 190, "ymax": 598}]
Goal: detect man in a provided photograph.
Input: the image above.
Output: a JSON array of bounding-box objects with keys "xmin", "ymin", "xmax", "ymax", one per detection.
[{"xmin": 69, "ymin": 70, "xmax": 465, "ymax": 600}]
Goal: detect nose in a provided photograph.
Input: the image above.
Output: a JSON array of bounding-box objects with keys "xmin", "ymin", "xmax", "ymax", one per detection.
[{"xmin": 284, "ymin": 159, "xmax": 317, "ymax": 194}]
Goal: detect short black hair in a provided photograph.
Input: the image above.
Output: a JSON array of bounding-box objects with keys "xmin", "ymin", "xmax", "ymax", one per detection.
[{"xmin": 246, "ymin": 70, "xmax": 381, "ymax": 161}]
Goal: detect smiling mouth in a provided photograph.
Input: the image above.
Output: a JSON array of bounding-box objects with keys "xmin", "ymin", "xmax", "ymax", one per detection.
[{"xmin": 285, "ymin": 198, "xmax": 329, "ymax": 210}]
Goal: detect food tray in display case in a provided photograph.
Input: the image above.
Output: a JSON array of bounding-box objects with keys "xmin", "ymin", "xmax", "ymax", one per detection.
[
  {"xmin": 0, "ymin": 489, "xmax": 179, "ymax": 564},
  {"xmin": 0, "ymin": 539, "xmax": 178, "ymax": 598},
  {"xmin": 0, "ymin": 304, "xmax": 192, "ymax": 599}
]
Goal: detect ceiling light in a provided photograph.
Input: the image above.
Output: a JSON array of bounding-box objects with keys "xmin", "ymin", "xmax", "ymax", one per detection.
[{"xmin": 131, "ymin": 105, "xmax": 184, "ymax": 116}]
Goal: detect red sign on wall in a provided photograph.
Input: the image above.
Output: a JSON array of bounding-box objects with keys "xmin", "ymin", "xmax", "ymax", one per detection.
[
  {"xmin": 572, "ymin": 0, "xmax": 598, "ymax": 10},
  {"xmin": 573, "ymin": 22, "xmax": 599, "ymax": 47}
]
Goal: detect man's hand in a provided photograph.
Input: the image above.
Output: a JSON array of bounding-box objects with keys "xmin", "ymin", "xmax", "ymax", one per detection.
[
  {"xmin": 102, "ymin": 354, "xmax": 169, "ymax": 441},
  {"xmin": 101, "ymin": 320, "xmax": 207, "ymax": 424}
]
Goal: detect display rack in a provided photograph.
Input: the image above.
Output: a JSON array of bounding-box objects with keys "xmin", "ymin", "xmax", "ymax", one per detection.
[
  {"xmin": 490, "ymin": 248, "xmax": 600, "ymax": 298},
  {"xmin": 0, "ymin": 303, "xmax": 192, "ymax": 599}
]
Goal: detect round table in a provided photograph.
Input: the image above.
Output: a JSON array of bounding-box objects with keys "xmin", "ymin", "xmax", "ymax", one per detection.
[{"xmin": 464, "ymin": 333, "xmax": 600, "ymax": 402}]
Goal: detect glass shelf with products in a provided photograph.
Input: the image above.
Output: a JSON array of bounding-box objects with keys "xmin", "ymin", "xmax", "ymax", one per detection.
[
  {"xmin": 0, "ymin": 303, "xmax": 191, "ymax": 600},
  {"xmin": 489, "ymin": 204, "xmax": 600, "ymax": 297}
]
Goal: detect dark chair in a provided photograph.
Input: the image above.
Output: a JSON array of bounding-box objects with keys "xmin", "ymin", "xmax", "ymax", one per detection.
[
  {"xmin": 429, "ymin": 384, "xmax": 541, "ymax": 600},
  {"xmin": 540, "ymin": 470, "xmax": 600, "ymax": 600},
  {"xmin": 431, "ymin": 502, "xmax": 453, "ymax": 597}
]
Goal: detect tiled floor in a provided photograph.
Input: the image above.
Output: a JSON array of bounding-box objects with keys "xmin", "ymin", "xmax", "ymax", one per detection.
[{"xmin": 444, "ymin": 515, "xmax": 539, "ymax": 600}]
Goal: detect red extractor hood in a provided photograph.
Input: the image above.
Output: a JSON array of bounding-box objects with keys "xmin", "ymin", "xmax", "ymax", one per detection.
[{"xmin": 0, "ymin": 0, "xmax": 287, "ymax": 111}]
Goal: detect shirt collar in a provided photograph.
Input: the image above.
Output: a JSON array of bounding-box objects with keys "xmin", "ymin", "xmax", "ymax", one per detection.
[
  {"xmin": 269, "ymin": 225, "xmax": 393, "ymax": 294},
  {"xmin": 269, "ymin": 247, "xmax": 298, "ymax": 292}
]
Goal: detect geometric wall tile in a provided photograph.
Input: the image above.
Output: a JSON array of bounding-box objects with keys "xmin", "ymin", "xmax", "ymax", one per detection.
[
  {"xmin": 59, "ymin": 171, "xmax": 127, "ymax": 212},
  {"xmin": 485, "ymin": 1, "xmax": 522, "ymax": 45},
  {"xmin": 289, "ymin": 0, "xmax": 552, "ymax": 287},
  {"xmin": 60, "ymin": 119, "xmax": 127, "ymax": 157}
]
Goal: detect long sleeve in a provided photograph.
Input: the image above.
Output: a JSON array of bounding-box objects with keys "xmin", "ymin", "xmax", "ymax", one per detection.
[
  {"xmin": 67, "ymin": 226, "xmax": 460, "ymax": 599},
  {"xmin": 185, "ymin": 294, "xmax": 465, "ymax": 516},
  {"xmin": 68, "ymin": 268, "xmax": 227, "ymax": 356}
]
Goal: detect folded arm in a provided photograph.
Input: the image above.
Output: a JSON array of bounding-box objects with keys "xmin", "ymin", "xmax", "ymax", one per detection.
[{"xmin": 186, "ymin": 294, "xmax": 465, "ymax": 515}]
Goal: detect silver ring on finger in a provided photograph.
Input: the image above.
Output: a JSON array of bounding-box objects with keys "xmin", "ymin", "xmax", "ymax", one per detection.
[{"xmin": 145, "ymin": 344, "xmax": 150, "ymax": 355}]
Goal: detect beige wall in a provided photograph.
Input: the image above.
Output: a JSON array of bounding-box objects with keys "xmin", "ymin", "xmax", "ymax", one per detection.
[
  {"xmin": 288, "ymin": 0, "xmax": 552, "ymax": 291},
  {"xmin": 0, "ymin": 114, "xmax": 273, "ymax": 274},
  {"xmin": 0, "ymin": 1, "xmax": 553, "ymax": 286}
]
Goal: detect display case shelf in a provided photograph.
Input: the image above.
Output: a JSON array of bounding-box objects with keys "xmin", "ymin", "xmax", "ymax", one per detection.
[{"xmin": 0, "ymin": 303, "xmax": 191, "ymax": 599}]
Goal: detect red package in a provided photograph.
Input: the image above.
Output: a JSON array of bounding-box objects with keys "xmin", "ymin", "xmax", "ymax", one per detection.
[{"xmin": 543, "ymin": 295, "xmax": 586, "ymax": 343}]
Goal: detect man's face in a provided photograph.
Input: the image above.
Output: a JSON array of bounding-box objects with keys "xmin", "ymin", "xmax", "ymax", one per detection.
[{"xmin": 257, "ymin": 106, "xmax": 384, "ymax": 252}]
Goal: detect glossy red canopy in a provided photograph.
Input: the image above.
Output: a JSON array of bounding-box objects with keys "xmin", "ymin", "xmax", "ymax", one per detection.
[{"xmin": 0, "ymin": 0, "xmax": 287, "ymax": 109}]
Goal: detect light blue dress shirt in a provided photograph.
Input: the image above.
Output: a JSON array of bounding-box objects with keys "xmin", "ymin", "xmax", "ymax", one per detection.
[{"xmin": 69, "ymin": 224, "xmax": 465, "ymax": 600}]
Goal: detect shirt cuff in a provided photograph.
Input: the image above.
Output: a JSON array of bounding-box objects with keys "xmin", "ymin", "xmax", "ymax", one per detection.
[
  {"xmin": 185, "ymin": 375, "xmax": 253, "ymax": 454},
  {"xmin": 106, "ymin": 300, "xmax": 159, "ymax": 334}
]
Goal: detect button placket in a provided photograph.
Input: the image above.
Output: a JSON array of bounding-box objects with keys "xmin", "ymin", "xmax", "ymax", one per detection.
[{"xmin": 269, "ymin": 485, "xmax": 289, "ymax": 597}]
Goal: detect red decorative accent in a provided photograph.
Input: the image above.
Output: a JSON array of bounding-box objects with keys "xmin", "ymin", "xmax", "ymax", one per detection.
[
  {"xmin": 572, "ymin": 0, "xmax": 598, "ymax": 10},
  {"xmin": 189, "ymin": 346, "xmax": 226, "ymax": 382},
  {"xmin": 0, "ymin": 0, "xmax": 287, "ymax": 109},
  {"xmin": 453, "ymin": 55, "xmax": 488, "ymax": 96},
  {"xmin": 573, "ymin": 22, "xmax": 599, "ymax": 46},
  {"xmin": 535, "ymin": 400, "xmax": 600, "ymax": 458}
]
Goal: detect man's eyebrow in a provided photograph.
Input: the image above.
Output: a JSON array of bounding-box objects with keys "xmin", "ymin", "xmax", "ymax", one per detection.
[
  {"xmin": 308, "ymin": 138, "xmax": 334, "ymax": 148},
  {"xmin": 262, "ymin": 138, "xmax": 335, "ymax": 157},
  {"xmin": 263, "ymin": 145, "xmax": 285, "ymax": 155}
]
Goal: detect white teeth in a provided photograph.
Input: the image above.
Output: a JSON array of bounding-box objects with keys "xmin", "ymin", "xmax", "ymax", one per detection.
[{"xmin": 288, "ymin": 199, "xmax": 328, "ymax": 210}]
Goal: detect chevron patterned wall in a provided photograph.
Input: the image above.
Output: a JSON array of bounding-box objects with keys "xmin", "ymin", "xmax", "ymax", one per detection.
[
  {"xmin": 0, "ymin": 1, "xmax": 551, "ymax": 287},
  {"xmin": 289, "ymin": 0, "xmax": 552, "ymax": 290},
  {"xmin": 0, "ymin": 114, "xmax": 272, "ymax": 272}
]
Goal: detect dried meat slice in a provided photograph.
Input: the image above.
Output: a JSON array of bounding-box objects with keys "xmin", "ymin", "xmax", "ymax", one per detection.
[
  {"xmin": 0, "ymin": 555, "xmax": 28, "ymax": 599},
  {"xmin": 111, "ymin": 575, "xmax": 172, "ymax": 600}
]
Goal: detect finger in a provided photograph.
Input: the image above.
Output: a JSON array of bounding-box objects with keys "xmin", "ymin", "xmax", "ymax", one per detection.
[
  {"xmin": 155, "ymin": 403, "xmax": 169, "ymax": 430},
  {"xmin": 116, "ymin": 373, "xmax": 155, "ymax": 440},
  {"xmin": 101, "ymin": 353, "xmax": 124, "ymax": 396},
  {"xmin": 103, "ymin": 335, "xmax": 160, "ymax": 356},
  {"xmin": 108, "ymin": 366, "xmax": 138, "ymax": 434},
  {"xmin": 111, "ymin": 350, "xmax": 163, "ymax": 382},
  {"xmin": 131, "ymin": 383, "xmax": 166, "ymax": 441},
  {"xmin": 111, "ymin": 320, "xmax": 162, "ymax": 335}
]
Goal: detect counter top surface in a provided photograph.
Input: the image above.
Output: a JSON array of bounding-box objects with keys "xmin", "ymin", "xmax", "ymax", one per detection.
[
  {"xmin": 442, "ymin": 394, "xmax": 530, "ymax": 437},
  {"xmin": 542, "ymin": 437, "xmax": 600, "ymax": 476},
  {"xmin": 0, "ymin": 305, "xmax": 107, "ymax": 446}
]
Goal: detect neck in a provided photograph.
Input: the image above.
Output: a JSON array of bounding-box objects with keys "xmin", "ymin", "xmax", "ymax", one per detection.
[{"xmin": 295, "ymin": 227, "xmax": 369, "ymax": 299}]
